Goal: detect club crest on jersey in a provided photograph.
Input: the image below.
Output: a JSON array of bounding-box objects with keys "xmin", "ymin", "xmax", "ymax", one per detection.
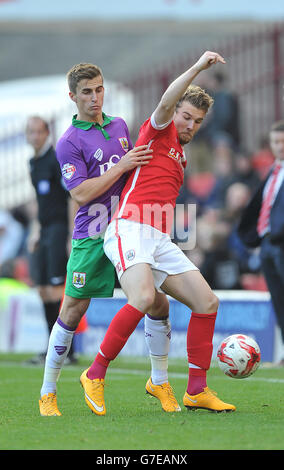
[
  {"xmin": 72, "ymin": 272, "xmax": 86, "ymax": 288},
  {"xmin": 125, "ymin": 249, "xmax": 135, "ymax": 261},
  {"xmin": 167, "ymin": 147, "xmax": 180, "ymax": 161},
  {"xmin": 119, "ymin": 137, "xmax": 129, "ymax": 152},
  {"xmin": 62, "ymin": 163, "xmax": 76, "ymax": 180}
]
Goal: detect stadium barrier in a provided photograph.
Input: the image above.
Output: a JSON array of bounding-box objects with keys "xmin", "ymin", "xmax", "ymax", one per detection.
[{"xmin": 0, "ymin": 287, "xmax": 281, "ymax": 363}]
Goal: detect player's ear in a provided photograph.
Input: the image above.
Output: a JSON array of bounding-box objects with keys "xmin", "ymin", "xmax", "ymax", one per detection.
[{"xmin": 69, "ymin": 91, "xmax": 77, "ymax": 103}]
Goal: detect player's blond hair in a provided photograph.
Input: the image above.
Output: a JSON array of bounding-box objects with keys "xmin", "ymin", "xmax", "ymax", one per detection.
[
  {"xmin": 67, "ymin": 63, "xmax": 103, "ymax": 94},
  {"xmin": 176, "ymin": 84, "xmax": 214, "ymax": 113}
]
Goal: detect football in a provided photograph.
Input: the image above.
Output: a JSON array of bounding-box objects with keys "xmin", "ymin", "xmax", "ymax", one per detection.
[{"xmin": 217, "ymin": 334, "xmax": 261, "ymax": 378}]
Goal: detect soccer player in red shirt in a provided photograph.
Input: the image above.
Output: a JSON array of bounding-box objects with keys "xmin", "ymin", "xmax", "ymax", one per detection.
[{"xmin": 81, "ymin": 51, "xmax": 236, "ymax": 414}]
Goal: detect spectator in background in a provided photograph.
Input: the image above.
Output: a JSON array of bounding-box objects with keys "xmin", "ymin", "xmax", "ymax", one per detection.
[
  {"xmin": 238, "ymin": 120, "xmax": 284, "ymax": 365},
  {"xmin": 209, "ymin": 137, "xmax": 236, "ymax": 209},
  {"xmin": 181, "ymin": 141, "xmax": 260, "ymax": 215},
  {"xmin": 197, "ymin": 71, "xmax": 240, "ymax": 151},
  {"xmin": 232, "ymin": 152, "xmax": 260, "ymax": 190},
  {"xmin": 251, "ymin": 135, "xmax": 275, "ymax": 181},
  {"xmin": 222, "ymin": 182, "xmax": 261, "ymax": 276},
  {"xmin": 26, "ymin": 116, "xmax": 76, "ymax": 365},
  {"xmin": 208, "ymin": 142, "xmax": 258, "ymax": 211},
  {"xmin": 176, "ymin": 136, "xmax": 235, "ymax": 215},
  {"xmin": 196, "ymin": 209, "xmax": 238, "ymax": 289},
  {"xmin": 197, "ymin": 182, "xmax": 260, "ymax": 290}
]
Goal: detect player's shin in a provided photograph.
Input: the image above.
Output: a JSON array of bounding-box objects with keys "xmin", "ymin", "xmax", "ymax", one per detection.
[
  {"xmin": 186, "ymin": 311, "xmax": 217, "ymax": 395},
  {"xmin": 144, "ymin": 314, "xmax": 171, "ymax": 384},
  {"xmin": 87, "ymin": 304, "xmax": 145, "ymax": 380},
  {"xmin": 40, "ymin": 318, "xmax": 75, "ymax": 397}
]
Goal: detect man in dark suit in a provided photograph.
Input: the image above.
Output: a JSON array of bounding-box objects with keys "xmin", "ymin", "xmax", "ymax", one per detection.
[{"xmin": 238, "ymin": 120, "xmax": 284, "ymax": 364}]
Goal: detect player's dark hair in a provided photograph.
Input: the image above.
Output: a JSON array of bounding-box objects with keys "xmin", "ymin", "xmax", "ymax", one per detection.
[
  {"xmin": 270, "ymin": 120, "xmax": 284, "ymax": 133},
  {"xmin": 176, "ymin": 84, "xmax": 214, "ymax": 113},
  {"xmin": 67, "ymin": 63, "xmax": 104, "ymax": 94}
]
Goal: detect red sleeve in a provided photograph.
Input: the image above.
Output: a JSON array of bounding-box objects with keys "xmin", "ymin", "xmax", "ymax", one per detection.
[{"xmin": 136, "ymin": 117, "xmax": 175, "ymax": 146}]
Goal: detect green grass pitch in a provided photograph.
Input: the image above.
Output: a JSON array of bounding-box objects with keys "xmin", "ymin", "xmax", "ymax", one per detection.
[{"xmin": 0, "ymin": 353, "xmax": 284, "ymax": 451}]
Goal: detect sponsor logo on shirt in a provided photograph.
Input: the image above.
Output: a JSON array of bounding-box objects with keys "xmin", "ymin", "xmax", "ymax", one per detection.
[
  {"xmin": 167, "ymin": 147, "xmax": 186, "ymax": 171},
  {"xmin": 62, "ymin": 163, "xmax": 76, "ymax": 180},
  {"xmin": 99, "ymin": 154, "xmax": 121, "ymax": 175},
  {"xmin": 167, "ymin": 147, "xmax": 180, "ymax": 161},
  {"xmin": 119, "ymin": 137, "xmax": 129, "ymax": 152},
  {"xmin": 93, "ymin": 148, "xmax": 103, "ymax": 161},
  {"xmin": 72, "ymin": 272, "xmax": 86, "ymax": 288}
]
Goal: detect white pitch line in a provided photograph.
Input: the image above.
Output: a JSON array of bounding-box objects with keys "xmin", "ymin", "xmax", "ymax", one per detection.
[
  {"xmin": 1, "ymin": 363, "xmax": 284, "ymax": 384},
  {"xmin": 102, "ymin": 368, "xmax": 284, "ymax": 384}
]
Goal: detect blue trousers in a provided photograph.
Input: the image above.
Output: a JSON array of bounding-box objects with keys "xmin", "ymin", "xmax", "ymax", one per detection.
[{"xmin": 260, "ymin": 236, "xmax": 284, "ymax": 342}]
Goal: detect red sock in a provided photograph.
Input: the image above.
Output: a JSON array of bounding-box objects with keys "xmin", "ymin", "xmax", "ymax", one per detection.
[
  {"xmin": 87, "ymin": 304, "xmax": 144, "ymax": 380},
  {"xmin": 186, "ymin": 312, "xmax": 217, "ymax": 395}
]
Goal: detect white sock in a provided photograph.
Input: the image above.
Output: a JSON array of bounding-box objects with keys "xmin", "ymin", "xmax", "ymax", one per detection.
[
  {"xmin": 188, "ymin": 362, "xmax": 202, "ymax": 369},
  {"xmin": 149, "ymin": 354, "xmax": 169, "ymax": 385},
  {"xmin": 144, "ymin": 314, "xmax": 171, "ymax": 385},
  {"xmin": 40, "ymin": 319, "xmax": 75, "ymax": 397}
]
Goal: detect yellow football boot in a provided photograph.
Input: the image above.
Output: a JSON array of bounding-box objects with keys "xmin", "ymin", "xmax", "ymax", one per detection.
[
  {"xmin": 146, "ymin": 377, "xmax": 181, "ymax": 412},
  {"xmin": 39, "ymin": 393, "xmax": 62, "ymax": 416},
  {"xmin": 80, "ymin": 369, "xmax": 106, "ymax": 416},
  {"xmin": 183, "ymin": 387, "xmax": 236, "ymax": 412}
]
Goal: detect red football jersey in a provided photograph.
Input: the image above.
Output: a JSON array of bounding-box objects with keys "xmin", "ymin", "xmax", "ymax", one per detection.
[{"xmin": 116, "ymin": 116, "xmax": 187, "ymax": 234}]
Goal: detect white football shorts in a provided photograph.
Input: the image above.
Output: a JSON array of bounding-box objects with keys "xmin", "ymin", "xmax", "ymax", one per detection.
[{"xmin": 103, "ymin": 218, "xmax": 198, "ymax": 290}]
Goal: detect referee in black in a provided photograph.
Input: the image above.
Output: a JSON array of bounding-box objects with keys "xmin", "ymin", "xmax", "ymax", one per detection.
[{"xmin": 26, "ymin": 115, "xmax": 76, "ymax": 364}]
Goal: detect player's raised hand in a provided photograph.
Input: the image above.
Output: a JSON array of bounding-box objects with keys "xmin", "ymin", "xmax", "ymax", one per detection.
[
  {"xmin": 118, "ymin": 145, "xmax": 153, "ymax": 172},
  {"xmin": 194, "ymin": 51, "xmax": 226, "ymax": 72}
]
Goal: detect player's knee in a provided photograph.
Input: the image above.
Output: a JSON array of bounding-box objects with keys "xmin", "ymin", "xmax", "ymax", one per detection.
[
  {"xmin": 129, "ymin": 288, "xmax": 156, "ymax": 314},
  {"xmin": 192, "ymin": 291, "xmax": 219, "ymax": 314},
  {"xmin": 207, "ymin": 292, "xmax": 219, "ymax": 313},
  {"xmin": 148, "ymin": 294, "xmax": 169, "ymax": 318},
  {"xmin": 59, "ymin": 296, "xmax": 88, "ymax": 329}
]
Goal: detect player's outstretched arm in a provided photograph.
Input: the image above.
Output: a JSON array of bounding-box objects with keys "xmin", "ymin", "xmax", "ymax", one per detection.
[{"xmin": 153, "ymin": 51, "xmax": 226, "ymax": 127}]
